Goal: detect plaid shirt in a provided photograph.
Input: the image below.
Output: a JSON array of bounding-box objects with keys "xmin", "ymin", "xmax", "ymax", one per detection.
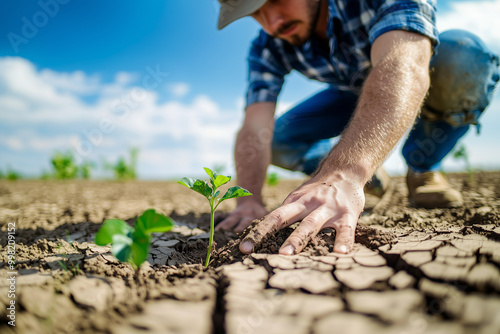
[{"xmin": 246, "ymin": 0, "xmax": 439, "ymax": 107}]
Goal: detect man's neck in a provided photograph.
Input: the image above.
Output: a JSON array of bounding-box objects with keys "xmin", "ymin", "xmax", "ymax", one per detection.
[{"xmin": 314, "ymin": 0, "xmax": 329, "ymax": 41}]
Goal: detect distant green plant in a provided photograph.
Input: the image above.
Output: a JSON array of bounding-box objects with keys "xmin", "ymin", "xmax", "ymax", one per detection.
[
  {"xmin": 453, "ymin": 144, "xmax": 474, "ymax": 183},
  {"xmin": 107, "ymin": 148, "xmax": 138, "ymax": 180},
  {"xmin": 266, "ymin": 172, "xmax": 280, "ymax": 186},
  {"xmin": 40, "ymin": 170, "xmax": 52, "ymax": 180},
  {"xmin": 79, "ymin": 160, "xmax": 94, "ymax": 179},
  {"xmin": 95, "ymin": 209, "xmax": 174, "ymax": 270},
  {"xmin": 51, "ymin": 150, "xmax": 79, "ymax": 179},
  {"xmin": 5, "ymin": 167, "xmax": 21, "ymax": 181},
  {"xmin": 178, "ymin": 167, "xmax": 252, "ymax": 267}
]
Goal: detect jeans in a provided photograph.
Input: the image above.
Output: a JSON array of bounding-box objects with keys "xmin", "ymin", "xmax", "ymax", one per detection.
[{"xmin": 271, "ymin": 30, "xmax": 500, "ymax": 175}]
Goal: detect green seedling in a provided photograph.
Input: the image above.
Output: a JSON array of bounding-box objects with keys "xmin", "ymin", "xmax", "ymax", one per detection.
[
  {"xmin": 79, "ymin": 160, "xmax": 94, "ymax": 179},
  {"xmin": 1, "ymin": 166, "xmax": 21, "ymax": 181},
  {"xmin": 178, "ymin": 167, "xmax": 252, "ymax": 267},
  {"xmin": 7, "ymin": 169, "xmax": 21, "ymax": 181},
  {"xmin": 453, "ymin": 144, "xmax": 474, "ymax": 183},
  {"xmin": 106, "ymin": 147, "xmax": 139, "ymax": 180},
  {"xmin": 51, "ymin": 150, "xmax": 79, "ymax": 179},
  {"xmin": 56, "ymin": 230, "xmax": 82, "ymax": 276},
  {"xmin": 266, "ymin": 172, "xmax": 280, "ymax": 186},
  {"xmin": 94, "ymin": 209, "xmax": 174, "ymax": 270}
]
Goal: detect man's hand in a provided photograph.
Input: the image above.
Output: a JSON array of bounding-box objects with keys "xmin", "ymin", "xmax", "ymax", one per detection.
[
  {"xmin": 239, "ymin": 171, "xmax": 365, "ymax": 255},
  {"xmin": 216, "ymin": 199, "xmax": 268, "ymax": 232}
]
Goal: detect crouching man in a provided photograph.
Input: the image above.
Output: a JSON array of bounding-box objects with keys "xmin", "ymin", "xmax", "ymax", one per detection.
[{"xmin": 215, "ymin": 0, "xmax": 499, "ymax": 255}]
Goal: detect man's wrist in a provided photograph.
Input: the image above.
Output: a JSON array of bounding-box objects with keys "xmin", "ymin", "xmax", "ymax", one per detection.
[{"xmin": 314, "ymin": 159, "xmax": 372, "ymax": 186}]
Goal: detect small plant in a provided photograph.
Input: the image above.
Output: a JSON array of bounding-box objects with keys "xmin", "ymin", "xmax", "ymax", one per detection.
[
  {"xmin": 0, "ymin": 167, "xmax": 21, "ymax": 180},
  {"xmin": 56, "ymin": 230, "xmax": 82, "ymax": 277},
  {"xmin": 94, "ymin": 209, "xmax": 174, "ymax": 270},
  {"xmin": 453, "ymin": 144, "xmax": 474, "ymax": 183},
  {"xmin": 178, "ymin": 167, "xmax": 252, "ymax": 267},
  {"xmin": 107, "ymin": 147, "xmax": 139, "ymax": 180},
  {"xmin": 51, "ymin": 150, "xmax": 79, "ymax": 179},
  {"xmin": 40, "ymin": 170, "xmax": 52, "ymax": 180},
  {"xmin": 266, "ymin": 172, "xmax": 280, "ymax": 186},
  {"xmin": 6, "ymin": 168, "xmax": 21, "ymax": 181},
  {"xmin": 79, "ymin": 160, "xmax": 94, "ymax": 179}
]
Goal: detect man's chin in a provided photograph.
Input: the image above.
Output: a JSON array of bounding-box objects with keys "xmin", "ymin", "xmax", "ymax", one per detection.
[{"xmin": 283, "ymin": 34, "xmax": 309, "ymax": 46}]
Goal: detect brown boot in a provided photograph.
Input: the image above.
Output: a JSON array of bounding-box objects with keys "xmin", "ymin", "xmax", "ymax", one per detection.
[
  {"xmin": 364, "ymin": 167, "xmax": 391, "ymax": 198},
  {"xmin": 407, "ymin": 170, "xmax": 463, "ymax": 208}
]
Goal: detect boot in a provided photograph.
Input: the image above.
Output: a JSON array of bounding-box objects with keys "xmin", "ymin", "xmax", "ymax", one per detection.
[
  {"xmin": 407, "ymin": 170, "xmax": 463, "ymax": 208},
  {"xmin": 364, "ymin": 167, "xmax": 391, "ymax": 198}
]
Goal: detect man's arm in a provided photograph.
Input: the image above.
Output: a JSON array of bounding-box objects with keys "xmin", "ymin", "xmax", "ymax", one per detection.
[
  {"xmin": 239, "ymin": 30, "xmax": 432, "ymax": 254},
  {"xmin": 216, "ymin": 102, "xmax": 276, "ymax": 232},
  {"xmin": 319, "ymin": 30, "xmax": 432, "ymax": 183}
]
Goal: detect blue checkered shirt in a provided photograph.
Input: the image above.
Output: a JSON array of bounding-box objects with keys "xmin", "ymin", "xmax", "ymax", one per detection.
[{"xmin": 246, "ymin": 0, "xmax": 439, "ymax": 107}]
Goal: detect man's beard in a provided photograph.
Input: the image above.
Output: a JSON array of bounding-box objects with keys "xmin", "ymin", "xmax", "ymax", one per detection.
[{"xmin": 275, "ymin": 0, "xmax": 322, "ymax": 46}]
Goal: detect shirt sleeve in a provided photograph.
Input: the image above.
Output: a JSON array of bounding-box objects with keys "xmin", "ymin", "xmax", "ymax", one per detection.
[
  {"xmin": 368, "ymin": 0, "xmax": 439, "ymax": 50},
  {"xmin": 246, "ymin": 30, "xmax": 292, "ymax": 108}
]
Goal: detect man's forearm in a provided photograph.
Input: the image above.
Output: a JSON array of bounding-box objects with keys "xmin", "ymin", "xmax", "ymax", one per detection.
[
  {"xmin": 317, "ymin": 32, "xmax": 432, "ymax": 184},
  {"xmin": 234, "ymin": 127, "xmax": 270, "ymax": 204},
  {"xmin": 234, "ymin": 103, "xmax": 276, "ymax": 204}
]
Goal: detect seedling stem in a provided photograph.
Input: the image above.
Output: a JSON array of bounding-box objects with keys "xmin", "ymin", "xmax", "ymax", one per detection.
[{"xmin": 178, "ymin": 167, "xmax": 252, "ymax": 267}]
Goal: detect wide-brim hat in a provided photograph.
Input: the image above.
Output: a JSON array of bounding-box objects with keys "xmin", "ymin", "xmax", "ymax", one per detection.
[{"xmin": 218, "ymin": 0, "xmax": 267, "ymax": 30}]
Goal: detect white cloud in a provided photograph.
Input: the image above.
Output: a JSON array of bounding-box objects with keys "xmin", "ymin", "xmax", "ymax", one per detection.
[
  {"xmin": 437, "ymin": 0, "xmax": 500, "ymax": 53},
  {"xmin": 3, "ymin": 137, "xmax": 24, "ymax": 151},
  {"xmin": 40, "ymin": 69, "xmax": 101, "ymax": 95},
  {"xmin": 168, "ymin": 82, "xmax": 190, "ymax": 98},
  {"xmin": 0, "ymin": 57, "xmax": 244, "ymax": 178}
]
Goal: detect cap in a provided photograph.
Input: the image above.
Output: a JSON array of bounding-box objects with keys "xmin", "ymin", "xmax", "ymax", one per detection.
[{"xmin": 218, "ymin": 0, "xmax": 267, "ymax": 30}]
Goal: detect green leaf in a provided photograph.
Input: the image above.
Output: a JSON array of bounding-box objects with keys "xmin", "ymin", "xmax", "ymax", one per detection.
[
  {"xmin": 133, "ymin": 221, "xmax": 150, "ymax": 245},
  {"xmin": 136, "ymin": 209, "xmax": 175, "ymax": 234},
  {"xmin": 177, "ymin": 177, "xmax": 196, "ymax": 188},
  {"xmin": 204, "ymin": 167, "xmax": 231, "ymax": 189},
  {"xmin": 178, "ymin": 177, "xmax": 212, "ymax": 198},
  {"xmin": 214, "ymin": 175, "xmax": 231, "ymax": 188},
  {"xmin": 204, "ymin": 167, "xmax": 216, "ymax": 181},
  {"xmin": 130, "ymin": 238, "xmax": 150, "ymax": 269},
  {"xmin": 95, "ymin": 219, "xmax": 133, "ymax": 245},
  {"xmin": 128, "ymin": 226, "xmax": 151, "ymax": 268},
  {"xmin": 220, "ymin": 186, "xmax": 252, "ymax": 202},
  {"xmin": 111, "ymin": 234, "xmax": 133, "ymax": 262}
]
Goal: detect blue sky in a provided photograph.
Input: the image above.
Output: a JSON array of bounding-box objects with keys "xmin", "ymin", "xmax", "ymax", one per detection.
[{"xmin": 0, "ymin": 0, "xmax": 499, "ymax": 179}]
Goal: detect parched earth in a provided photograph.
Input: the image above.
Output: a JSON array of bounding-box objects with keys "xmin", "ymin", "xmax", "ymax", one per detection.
[{"xmin": 1, "ymin": 172, "xmax": 500, "ymax": 334}]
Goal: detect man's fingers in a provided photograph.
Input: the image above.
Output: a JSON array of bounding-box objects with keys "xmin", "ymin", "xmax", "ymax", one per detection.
[
  {"xmin": 333, "ymin": 216, "xmax": 357, "ymax": 254},
  {"xmin": 239, "ymin": 203, "xmax": 307, "ymax": 254},
  {"xmin": 278, "ymin": 210, "xmax": 326, "ymax": 255}
]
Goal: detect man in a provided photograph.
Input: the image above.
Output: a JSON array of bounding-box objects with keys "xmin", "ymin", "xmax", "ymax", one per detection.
[{"xmin": 215, "ymin": 0, "xmax": 499, "ymax": 255}]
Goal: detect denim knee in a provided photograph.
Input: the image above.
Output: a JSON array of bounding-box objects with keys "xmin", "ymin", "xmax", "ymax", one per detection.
[{"xmin": 422, "ymin": 29, "xmax": 499, "ymax": 129}]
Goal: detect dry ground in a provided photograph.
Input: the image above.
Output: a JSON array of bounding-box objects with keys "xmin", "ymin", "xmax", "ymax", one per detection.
[{"xmin": 1, "ymin": 172, "xmax": 500, "ymax": 333}]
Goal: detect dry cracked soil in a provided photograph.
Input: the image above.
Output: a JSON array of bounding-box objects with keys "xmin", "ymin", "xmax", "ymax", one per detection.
[{"xmin": 1, "ymin": 172, "xmax": 500, "ymax": 334}]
